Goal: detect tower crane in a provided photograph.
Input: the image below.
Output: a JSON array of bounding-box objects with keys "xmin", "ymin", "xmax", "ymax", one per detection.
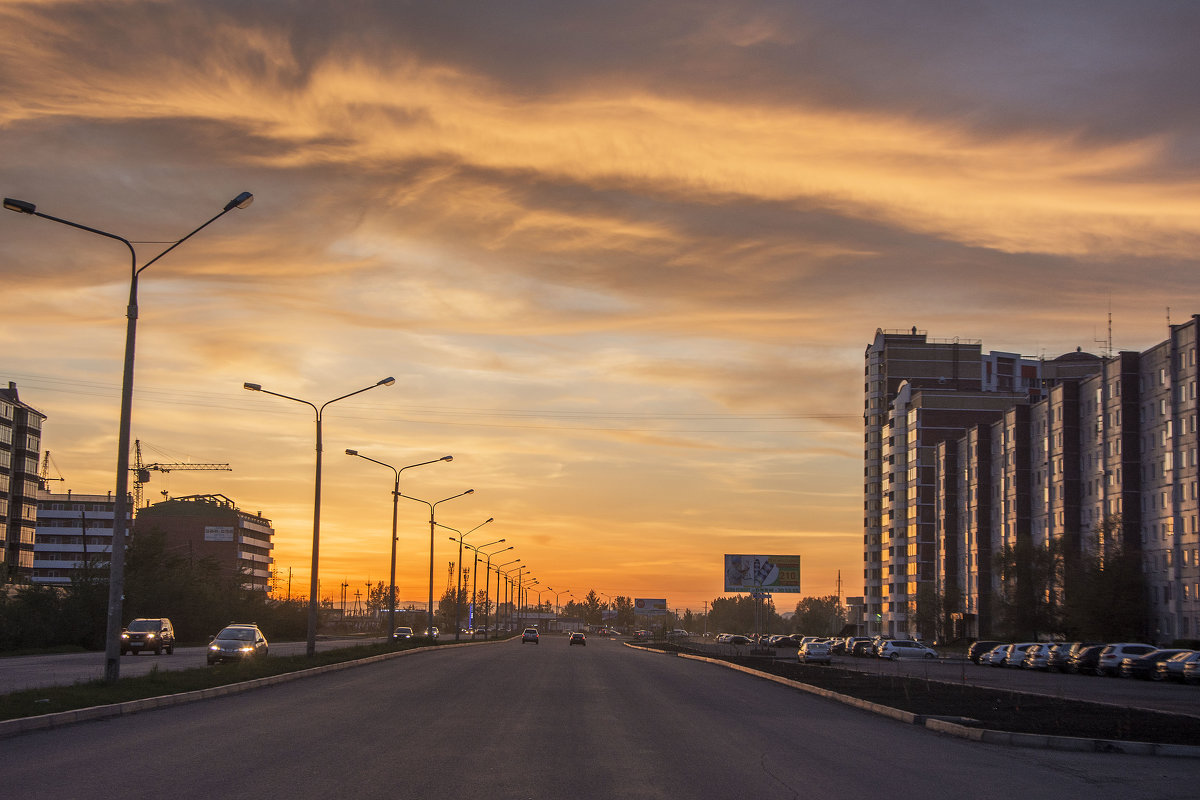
[
  {"xmin": 132, "ymin": 439, "xmax": 231, "ymax": 508},
  {"xmin": 39, "ymin": 452, "xmax": 66, "ymax": 490}
]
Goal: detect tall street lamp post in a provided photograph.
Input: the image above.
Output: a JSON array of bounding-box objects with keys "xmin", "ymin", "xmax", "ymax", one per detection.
[
  {"xmin": 346, "ymin": 450, "xmax": 452, "ymax": 636},
  {"xmin": 400, "ymin": 490, "xmax": 474, "ymax": 638},
  {"xmin": 491, "ymin": 557, "xmax": 519, "ymax": 637},
  {"xmin": 465, "ymin": 541, "xmax": 509, "ymax": 638},
  {"xmin": 547, "ymin": 586, "xmax": 571, "ymax": 616},
  {"xmin": 5, "ymin": 191, "xmax": 253, "ymax": 683},
  {"xmin": 243, "ymin": 377, "xmax": 395, "ymax": 657},
  {"xmin": 437, "ymin": 517, "xmax": 494, "ymax": 640}
]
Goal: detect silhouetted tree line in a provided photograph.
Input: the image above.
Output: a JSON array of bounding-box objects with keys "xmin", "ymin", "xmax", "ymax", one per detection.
[{"xmin": 0, "ymin": 527, "xmax": 307, "ymax": 652}]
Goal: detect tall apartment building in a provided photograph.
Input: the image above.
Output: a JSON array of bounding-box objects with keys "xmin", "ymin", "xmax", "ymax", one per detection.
[
  {"xmin": 32, "ymin": 490, "xmax": 131, "ymax": 585},
  {"xmin": 1, "ymin": 382, "xmax": 46, "ymax": 580},
  {"xmin": 132, "ymin": 494, "xmax": 274, "ymax": 591},
  {"xmin": 875, "ymin": 319, "xmax": 1200, "ymax": 643}
]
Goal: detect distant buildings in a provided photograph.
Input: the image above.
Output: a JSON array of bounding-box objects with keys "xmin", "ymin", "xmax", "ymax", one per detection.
[
  {"xmin": 865, "ymin": 322, "xmax": 1200, "ymax": 643},
  {"xmin": 33, "ymin": 490, "xmax": 129, "ymax": 585}
]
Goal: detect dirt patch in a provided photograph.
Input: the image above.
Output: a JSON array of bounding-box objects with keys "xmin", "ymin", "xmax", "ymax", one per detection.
[{"xmin": 660, "ymin": 646, "xmax": 1200, "ymax": 746}]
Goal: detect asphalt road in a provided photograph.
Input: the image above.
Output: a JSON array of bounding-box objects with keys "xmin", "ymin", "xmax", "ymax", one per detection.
[
  {"xmin": 0, "ymin": 636, "xmax": 385, "ymax": 694},
  {"xmin": 5, "ymin": 635, "xmax": 1196, "ymax": 800}
]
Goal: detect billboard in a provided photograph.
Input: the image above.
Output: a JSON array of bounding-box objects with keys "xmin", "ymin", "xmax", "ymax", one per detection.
[
  {"xmin": 634, "ymin": 598, "xmax": 668, "ymax": 615},
  {"xmin": 724, "ymin": 554, "xmax": 801, "ymax": 593}
]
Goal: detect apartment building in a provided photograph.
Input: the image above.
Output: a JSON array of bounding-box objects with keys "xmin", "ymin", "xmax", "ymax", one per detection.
[
  {"xmin": 32, "ymin": 490, "xmax": 130, "ymax": 585},
  {"xmin": 0, "ymin": 382, "xmax": 46, "ymax": 580},
  {"xmin": 132, "ymin": 494, "xmax": 274, "ymax": 591}
]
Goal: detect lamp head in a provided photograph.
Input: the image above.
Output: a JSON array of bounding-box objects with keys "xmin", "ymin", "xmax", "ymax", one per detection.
[
  {"xmin": 485, "ymin": 517, "xmax": 495, "ymax": 523},
  {"xmin": 224, "ymin": 191, "xmax": 254, "ymax": 211},
  {"xmin": 440, "ymin": 455, "xmax": 453, "ymax": 462},
  {"xmin": 243, "ymin": 382, "xmax": 262, "ymax": 392},
  {"xmin": 4, "ymin": 198, "xmax": 36, "ymax": 214},
  {"xmin": 345, "ymin": 449, "xmax": 359, "ymax": 456},
  {"xmin": 378, "ymin": 376, "xmax": 396, "ymax": 386},
  {"xmin": 464, "ymin": 488, "xmax": 475, "ymax": 495}
]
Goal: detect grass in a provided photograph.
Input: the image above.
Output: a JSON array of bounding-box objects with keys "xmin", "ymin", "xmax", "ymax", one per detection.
[{"xmin": 0, "ymin": 639, "xmax": 424, "ymax": 722}]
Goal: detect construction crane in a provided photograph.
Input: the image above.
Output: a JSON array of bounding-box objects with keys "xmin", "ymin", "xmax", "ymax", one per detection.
[
  {"xmin": 132, "ymin": 439, "xmax": 231, "ymax": 508},
  {"xmin": 39, "ymin": 452, "xmax": 65, "ymax": 490}
]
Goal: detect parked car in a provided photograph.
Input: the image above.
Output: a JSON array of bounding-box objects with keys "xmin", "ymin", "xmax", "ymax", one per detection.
[
  {"xmin": 120, "ymin": 617, "xmax": 175, "ymax": 656},
  {"xmin": 665, "ymin": 629, "xmax": 689, "ymax": 641},
  {"xmin": 1001, "ymin": 642, "xmax": 1041, "ymax": 667},
  {"xmin": 967, "ymin": 640, "xmax": 1003, "ymax": 664},
  {"xmin": 207, "ymin": 623, "xmax": 268, "ymax": 665},
  {"xmin": 798, "ymin": 641, "xmax": 832, "ymax": 664},
  {"xmin": 1020, "ymin": 643, "xmax": 1057, "ymax": 670},
  {"xmin": 1067, "ymin": 644, "xmax": 1106, "ymax": 675},
  {"xmin": 851, "ymin": 639, "xmax": 876, "ymax": 657},
  {"xmin": 568, "ymin": 632, "xmax": 586, "ymax": 646},
  {"xmin": 980, "ymin": 644, "xmax": 1011, "ymax": 666},
  {"xmin": 1119, "ymin": 649, "xmax": 1193, "ymax": 679},
  {"xmin": 877, "ymin": 640, "xmax": 937, "ymax": 660},
  {"xmin": 391, "ymin": 626, "xmax": 414, "ymax": 641},
  {"xmin": 1047, "ymin": 642, "xmax": 1099, "ymax": 672},
  {"xmin": 727, "ymin": 635, "xmax": 753, "ymax": 645},
  {"xmin": 1153, "ymin": 650, "xmax": 1200, "ymax": 682},
  {"xmin": 521, "ymin": 627, "xmax": 540, "ymax": 644},
  {"xmin": 1096, "ymin": 643, "xmax": 1156, "ymax": 676}
]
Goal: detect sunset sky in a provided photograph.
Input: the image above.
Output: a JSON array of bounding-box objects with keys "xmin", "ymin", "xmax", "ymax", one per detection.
[{"xmin": 4, "ymin": 1, "xmax": 1200, "ymax": 614}]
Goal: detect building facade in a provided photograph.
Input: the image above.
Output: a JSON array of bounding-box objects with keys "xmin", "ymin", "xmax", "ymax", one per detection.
[
  {"xmin": 1, "ymin": 382, "xmax": 46, "ymax": 580},
  {"xmin": 871, "ymin": 320, "xmax": 1200, "ymax": 643},
  {"xmin": 33, "ymin": 490, "xmax": 130, "ymax": 585},
  {"xmin": 132, "ymin": 494, "xmax": 274, "ymax": 591}
]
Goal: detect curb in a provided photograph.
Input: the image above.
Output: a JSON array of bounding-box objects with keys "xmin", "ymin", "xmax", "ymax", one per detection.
[
  {"xmin": 0, "ymin": 638, "xmax": 494, "ymax": 740},
  {"xmin": 627, "ymin": 644, "xmax": 1200, "ymax": 759}
]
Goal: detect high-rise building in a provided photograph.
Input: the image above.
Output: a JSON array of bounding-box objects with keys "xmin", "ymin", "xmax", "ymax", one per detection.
[{"xmin": 0, "ymin": 382, "xmax": 46, "ymax": 580}]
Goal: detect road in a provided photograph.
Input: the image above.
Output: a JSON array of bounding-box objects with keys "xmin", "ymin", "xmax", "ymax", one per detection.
[
  {"xmin": 0, "ymin": 636, "xmax": 384, "ymax": 694},
  {"xmin": 5, "ymin": 634, "xmax": 1195, "ymax": 800}
]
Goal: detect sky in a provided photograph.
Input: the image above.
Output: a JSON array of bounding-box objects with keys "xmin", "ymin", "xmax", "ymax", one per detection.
[{"xmin": 3, "ymin": 1, "xmax": 1200, "ymax": 615}]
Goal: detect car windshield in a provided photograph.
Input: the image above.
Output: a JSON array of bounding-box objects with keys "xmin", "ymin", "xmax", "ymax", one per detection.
[
  {"xmin": 218, "ymin": 628, "xmax": 256, "ymax": 641},
  {"xmin": 127, "ymin": 620, "xmax": 160, "ymax": 631}
]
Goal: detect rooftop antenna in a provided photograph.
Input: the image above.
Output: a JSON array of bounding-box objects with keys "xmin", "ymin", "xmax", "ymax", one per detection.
[{"xmin": 1094, "ymin": 303, "xmax": 1113, "ymax": 359}]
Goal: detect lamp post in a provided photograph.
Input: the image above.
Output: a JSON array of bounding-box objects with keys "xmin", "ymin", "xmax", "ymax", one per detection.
[
  {"xmin": 548, "ymin": 587, "xmax": 571, "ymax": 616},
  {"xmin": 467, "ymin": 541, "xmax": 510, "ymax": 638},
  {"xmin": 400, "ymin": 489, "xmax": 474, "ymax": 638},
  {"xmin": 5, "ymin": 191, "xmax": 253, "ymax": 683},
  {"xmin": 243, "ymin": 377, "xmax": 395, "ymax": 657},
  {"xmin": 345, "ymin": 450, "xmax": 452, "ymax": 636},
  {"xmin": 437, "ymin": 518, "xmax": 494, "ymax": 640},
  {"xmin": 492, "ymin": 557, "xmax": 519, "ymax": 637}
]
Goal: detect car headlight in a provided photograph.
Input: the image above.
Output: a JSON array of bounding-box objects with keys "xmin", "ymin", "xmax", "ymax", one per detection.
[
  {"xmin": 209, "ymin": 644, "xmax": 220, "ymax": 651},
  {"xmin": 121, "ymin": 633, "xmax": 130, "ymax": 640},
  {"xmin": 145, "ymin": 632, "xmax": 156, "ymax": 639},
  {"xmin": 239, "ymin": 646, "xmax": 254, "ymax": 653}
]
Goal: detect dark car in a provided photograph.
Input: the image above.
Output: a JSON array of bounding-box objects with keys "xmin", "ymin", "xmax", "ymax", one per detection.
[
  {"xmin": 521, "ymin": 627, "xmax": 539, "ymax": 644},
  {"xmin": 569, "ymin": 632, "xmax": 586, "ymax": 646},
  {"xmin": 207, "ymin": 623, "xmax": 269, "ymax": 665},
  {"xmin": 1047, "ymin": 642, "xmax": 1099, "ymax": 672},
  {"xmin": 967, "ymin": 640, "xmax": 1003, "ymax": 664},
  {"xmin": 391, "ymin": 626, "xmax": 414, "ymax": 641},
  {"xmin": 1067, "ymin": 644, "xmax": 1105, "ymax": 675},
  {"xmin": 121, "ymin": 618, "xmax": 175, "ymax": 656},
  {"xmin": 1119, "ymin": 649, "xmax": 1192, "ymax": 679}
]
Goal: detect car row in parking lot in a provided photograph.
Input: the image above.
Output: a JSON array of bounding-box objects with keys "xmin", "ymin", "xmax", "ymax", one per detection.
[{"xmin": 968, "ymin": 639, "xmax": 1200, "ymax": 684}]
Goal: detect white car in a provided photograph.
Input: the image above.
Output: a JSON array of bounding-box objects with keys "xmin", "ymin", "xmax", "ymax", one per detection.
[
  {"xmin": 1001, "ymin": 642, "xmax": 1042, "ymax": 667},
  {"xmin": 980, "ymin": 644, "xmax": 1010, "ymax": 666},
  {"xmin": 877, "ymin": 640, "xmax": 937, "ymax": 660},
  {"xmin": 1096, "ymin": 643, "xmax": 1156, "ymax": 676}
]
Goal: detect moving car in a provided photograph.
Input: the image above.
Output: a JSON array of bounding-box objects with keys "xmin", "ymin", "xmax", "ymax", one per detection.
[
  {"xmin": 521, "ymin": 627, "xmax": 540, "ymax": 644},
  {"xmin": 207, "ymin": 623, "xmax": 269, "ymax": 665},
  {"xmin": 422, "ymin": 627, "xmax": 440, "ymax": 640},
  {"xmin": 569, "ymin": 632, "xmax": 586, "ymax": 646},
  {"xmin": 120, "ymin": 618, "xmax": 175, "ymax": 656},
  {"xmin": 391, "ymin": 626, "xmax": 414, "ymax": 641}
]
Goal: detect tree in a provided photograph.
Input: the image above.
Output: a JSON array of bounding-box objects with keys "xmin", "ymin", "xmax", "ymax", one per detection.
[{"xmin": 792, "ymin": 595, "xmax": 845, "ymax": 636}]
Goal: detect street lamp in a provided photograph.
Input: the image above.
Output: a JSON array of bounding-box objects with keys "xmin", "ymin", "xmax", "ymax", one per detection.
[
  {"xmin": 346, "ymin": 450, "xmax": 452, "ymax": 636},
  {"xmin": 547, "ymin": 587, "xmax": 571, "ymax": 616},
  {"xmin": 5, "ymin": 190, "xmax": 253, "ymax": 683},
  {"xmin": 497, "ymin": 561, "xmax": 521, "ymax": 633},
  {"xmin": 400, "ymin": 489, "xmax": 474, "ymax": 638},
  {"xmin": 465, "ymin": 541, "xmax": 509, "ymax": 638},
  {"xmin": 437, "ymin": 517, "xmax": 494, "ymax": 640},
  {"xmin": 487, "ymin": 554, "xmax": 518, "ymax": 637},
  {"xmin": 243, "ymin": 377, "xmax": 395, "ymax": 656}
]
